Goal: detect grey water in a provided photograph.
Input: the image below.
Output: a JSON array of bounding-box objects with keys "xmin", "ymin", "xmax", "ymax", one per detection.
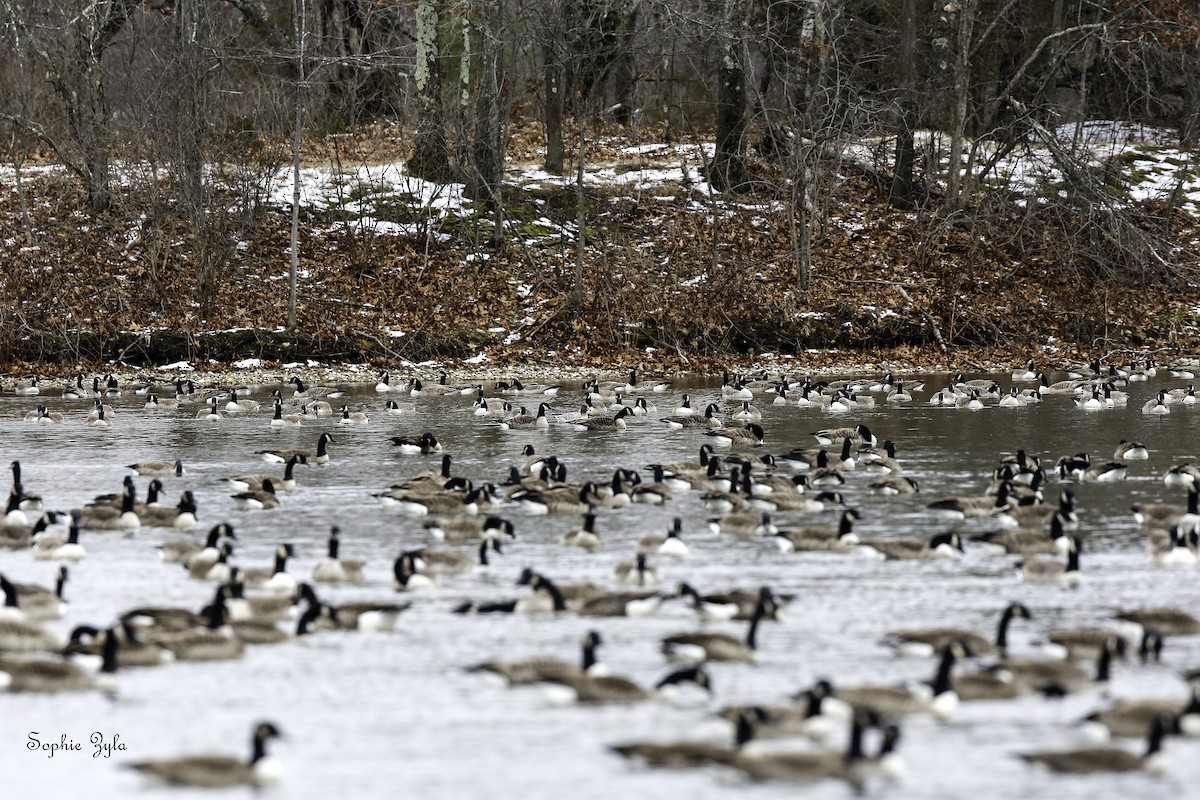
[{"xmin": 3, "ymin": 370, "xmax": 1200, "ymax": 799}]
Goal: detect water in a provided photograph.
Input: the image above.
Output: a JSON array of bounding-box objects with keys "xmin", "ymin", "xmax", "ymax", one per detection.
[{"xmin": 3, "ymin": 371, "xmax": 1200, "ymax": 799}]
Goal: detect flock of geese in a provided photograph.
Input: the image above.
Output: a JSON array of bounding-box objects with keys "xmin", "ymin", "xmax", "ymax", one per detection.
[{"xmin": 2, "ymin": 360, "xmax": 1200, "ymax": 794}]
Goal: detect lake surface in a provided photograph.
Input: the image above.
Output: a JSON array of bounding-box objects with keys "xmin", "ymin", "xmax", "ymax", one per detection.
[{"xmin": 3, "ymin": 368, "xmax": 1200, "ymax": 799}]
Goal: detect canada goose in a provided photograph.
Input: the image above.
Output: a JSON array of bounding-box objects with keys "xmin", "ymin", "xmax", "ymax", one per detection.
[
  {"xmin": 1012, "ymin": 359, "xmax": 1038, "ymax": 381},
  {"xmin": 610, "ymin": 554, "xmax": 661, "ymax": 589},
  {"xmin": 386, "ymin": 399, "xmax": 417, "ymax": 415},
  {"xmin": 64, "ymin": 622, "xmax": 174, "ymax": 669},
  {"xmin": 196, "ymin": 396, "xmax": 227, "ymax": 420},
  {"xmin": 311, "ymin": 527, "xmax": 366, "ymax": 585},
  {"xmin": 629, "ymin": 466, "xmax": 674, "ymax": 505},
  {"xmin": 229, "ymin": 456, "xmax": 305, "ymax": 495},
  {"xmin": 829, "ymin": 643, "xmax": 962, "ymax": 722},
  {"xmin": 572, "ymin": 406, "xmax": 634, "ymax": 431},
  {"xmin": 1142, "ymin": 390, "xmax": 1171, "ymax": 415},
  {"xmin": 138, "ymin": 491, "xmax": 198, "ymax": 531},
  {"xmin": 662, "ymin": 587, "xmax": 774, "ymax": 663},
  {"xmin": 812, "ymin": 423, "xmax": 877, "ymax": 447},
  {"xmin": 258, "ymin": 432, "xmax": 335, "ymax": 465},
  {"xmin": 869, "ymin": 476, "xmax": 920, "ymax": 495},
  {"xmin": 731, "ymin": 400, "xmax": 762, "ymax": 422},
  {"xmin": 0, "ymin": 511, "xmax": 55, "ymax": 550},
  {"xmin": 231, "ymin": 478, "xmax": 281, "ymax": 510},
  {"xmin": 561, "ymin": 513, "xmax": 603, "ymax": 551},
  {"xmin": 1132, "ymin": 486, "xmax": 1199, "ymax": 529},
  {"xmin": 127, "ymin": 459, "xmax": 186, "ymax": 477},
  {"xmin": 23, "ymin": 404, "xmax": 62, "ymax": 424},
  {"xmin": 376, "ymin": 484, "xmax": 489, "ymax": 517},
  {"xmin": 998, "ymin": 636, "xmax": 1117, "ymax": 697},
  {"xmin": 636, "ymin": 517, "xmax": 689, "ymax": 557},
  {"xmin": 268, "ymin": 398, "xmax": 302, "ymax": 427},
  {"xmin": 1113, "ymin": 606, "xmax": 1200, "ymax": 638},
  {"xmin": 1081, "ymin": 685, "xmax": 1200, "ymax": 741},
  {"xmin": 927, "ymin": 483, "xmax": 1013, "ymax": 519},
  {"xmin": 510, "ymin": 484, "xmax": 592, "ymax": 516},
  {"xmin": 239, "ymin": 544, "xmax": 297, "ymax": 594},
  {"xmin": 296, "ymin": 584, "xmax": 408, "ymax": 632},
  {"xmin": 883, "ymin": 602, "xmax": 1033, "ymax": 658},
  {"xmin": 661, "ymin": 402, "xmax": 723, "ymax": 429},
  {"xmin": 0, "ymin": 615, "xmax": 61, "ymax": 652},
  {"xmin": 725, "ymin": 708, "xmax": 880, "ymax": 786},
  {"xmin": 675, "ymin": 582, "xmax": 739, "ymax": 622},
  {"xmin": 33, "ymin": 518, "xmax": 86, "ymax": 562},
  {"xmin": 188, "ymin": 542, "xmax": 234, "ymax": 583},
  {"xmin": 423, "ymin": 515, "xmax": 515, "ymax": 543},
  {"xmin": 162, "ymin": 522, "xmax": 236, "ymax": 566},
  {"xmin": 390, "ymin": 432, "xmax": 442, "ymax": 454},
  {"xmin": 338, "ymin": 405, "xmax": 369, "ymax": 425},
  {"xmin": 513, "ymin": 569, "xmax": 605, "ymax": 613},
  {"xmin": 999, "ymin": 488, "xmax": 1079, "ymax": 530},
  {"xmin": 84, "ymin": 400, "xmax": 113, "ymax": 428},
  {"xmin": 709, "ymin": 511, "xmax": 776, "ymax": 538},
  {"xmin": 1041, "ymin": 627, "xmax": 1128, "ymax": 662},
  {"xmin": 0, "ymin": 625, "xmax": 118, "ymax": 694},
  {"xmin": 143, "ymin": 392, "xmax": 179, "ymax": 410},
  {"xmin": 290, "ymin": 376, "xmax": 343, "ymax": 400},
  {"xmin": 1037, "ymin": 372, "xmax": 1086, "ymax": 394},
  {"xmin": 540, "ymin": 664, "xmax": 712, "ymax": 706},
  {"xmin": 1019, "ymin": 714, "xmax": 1171, "ymax": 774},
  {"xmin": 1163, "ymin": 463, "xmax": 1200, "ymax": 487},
  {"xmin": 707, "ymin": 422, "xmax": 765, "ymax": 447},
  {"xmin": 126, "ymin": 721, "xmax": 283, "ymax": 789},
  {"xmin": 1018, "ymin": 535, "xmax": 1083, "ymax": 587},
  {"xmin": 222, "ymin": 571, "xmax": 297, "ymax": 624},
  {"xmin": 578, "ymin": 586, "xmax": 665, "ymax": 617},
  {"xmin": 856, "ymin": 532, "xmax": 964, "ymax": 561},
  {"xmin": 774, "ymin": 508, "xmax": 861, "ymax": 553},
  {"xmin": 407, "ymin": 538, "xmax": 501, "ymax": 575},
  {"xmin": 10, "ymin": 566, "xmax": 70, "ymax": 620},
  {"xmin": 499, "ymin": 402, "xmax": 551, "ymax": 430},
  {"xmin": 973, "ymin": 512, "xmax": 1071, "ymax": 556},
  {"xmin": 1146, "ymin": 525, "xmax": 1199, "ymax": 567},
  {"xmin": 609, "ymin": 720, "xmax": 743, "ymax": 770},
  {"xmin": 393, "ymin": 553, "xmax": 437, "ymax": 591},
  {"xmin": 1114, "ymin": 440, "xmax": 1150, "ymax": 460}
]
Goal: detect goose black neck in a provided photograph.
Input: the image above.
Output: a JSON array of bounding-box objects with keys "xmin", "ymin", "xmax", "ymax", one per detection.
[
  {"xmin": 838, "ymin": 511, "xmax": 855, "ymax": 536},
  {"xmin": 539, "ymin": 577, "xmax": 566, "ymax": 612},
  {"xmin": 930, "ymin": 646, "xmax": 957, "ymax": 695},
  {"xmin": 844, "ymin": 715, "xmax": 868, "ymax": 764},
  {"xmin": 328, "ymin": 536, "xmax": 340, "ymax": 559},
  {"xmin": 100, "ymin": 628, "xmax": 119, "ymax": 675}
]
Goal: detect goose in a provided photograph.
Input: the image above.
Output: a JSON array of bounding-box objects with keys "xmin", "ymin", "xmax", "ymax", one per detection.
[
  {"xmin": 708, "ymin": 510, "xmax": 776, "ymax": 538},
  {"xmin": 223, "ymin": 571, "xmax": 298, "ymax": 623},
  {"xmin": 718, "ymin": 682, "xmax": 857, "ymax": 747},
  {"xmin": 812, "ymin": 424, "xmax": 877, "ymax": 447},
  {"xmin": 64, "ymin": 622, "xmax": 174, "ymax": 669},
  {"xmin": 498, "ymin": 402, "xmax": 551, "ymax": 430},
  {"xmin": 125, "ymin": 721, "xmax": 283, "ymax": 789},
  {"xmin": 609, "ymin": 717, "xmax": 745, "ymax": 769},
  {"xmin": 312, "ymin": 527, "xmax": 366, "ymax": 585},
  {"xmin": 856, "ymin": 532, "xmax": 964, "ymax": 561},
  {"xmin": 423, "ymin": 515, "xmax": 515, "ymax": 543},
  {"xmin": 660, "ymin": 402, "xmax": 723, "ymax": 429},
  {"xmin": 0, "ymin": 615, "xmax": 61, "ymax": 652},
  {"xmin": 572, "ymin": 406, "xmax": 634, "ymax": 431},
  {"xmin": 231, "ymin": 478, "xmax": 281, "ymax": 510},
  {"xmin": 143, "ymin": 392, "xmax": 178, "ymax": 411},
  {"xmin": 675, "ymin": 582, "xmax": 739, "ymax": 622},
  {"xmin": 84, "ymin": 401, "xmax": 113, "ymax": 428},
  {"xmin": 610, "ymin": 554, "xmax": 661, "ymax": 589},
  {"xmin": 1041, "ymin": 627, "xmax": 1130, "ymax": 662},
  {"xmin": 196, "ymin": 396, "xmax": 226, "ymax": 420},
  {"xmin": 188, "ymin": 542, "xmax": 235, "ymax": 583},
  {"xmin": 1037, "ymin": 372, "xmax": 1085, "ymax": 394},
  {"xmin": 392, "ymin": 553, "xmax": 437, "ymax": 591},
  {"xmin": 0, "ymin": 625, "xmax": 118, "ymax": 694},
  {"xmin": 139, "ymin": 491, "xmax": 198, "ymax": 531},
  {"xmin": 295, "ymin": 584, "xmax": 408, "ymax": 632},
  {"xmin": 290, "ymin": 376, "xmax": 343, "ymax": 399},
  {"xmin": 629, "ymin": 466, "xmax": 674, "ymax": 504},
  {"xmin": 0, "ymin": 511, "xmax": 56, "ymax": 550},
  {"xmin": 1163, "ymin": 463, "xmax": 1200, "ymax": 487},
  {"xmin": 390, "ymin": 432, "xmax": 442, "ymax": 454},
  {"xmin": 539, "ymin": 665, "xmax": 712, "ymax": 706},
  {"xmin": 161, "ymin": 522, "xmax": 236, "ymax": 566},
  {"xmin": 268, "ymin": 398, "xmax": 302, "ymax": 427},
  {"xmin": 375, "ymin": 371, "xmax": 394, "ymax": 392},
  {"xmin": 258, "ymin": 432, "xmax": 335, "ymax": 465},
  {"xmin": 882, "ymin": 602, "xmax": 1033, "ymax": 658},
  {"xmin": 239, "ymin": 544, "xmax": 297, "ymax": 594},
  {"xmin": 1080, "ymin": 685, "xmax": 1200, "ymax": 741},
  {"xmin": 707, "ymin": 422, "xmax": 764, "ymax": 447},
  {"xmin": 773, "ymin": 508, "xmax": 861, "ymax": 553},
  {"xmin": 869, "ymin": 476, "xmax": 920, "ymax": 495},
  {"xmin": 1012, "ymin": 359, "xmax": 1038, "ymax": 381},
  {"xmin": 337, "ymin": 405, "xmax": 369, "ymax": 425},
  {"xmin": 661, "ymin": 587, "xmax": 775, "ymax": 663},
  {"xmin": 1019, "ymin": 714, "xmax": 1171, "ymax": 774},
  {"xmin": 377, "ymin": 485, "xmax": 489, "ymax": 516},
  {"xmin": 127, "ymin": 459, "xmax": 186, "ymax": 477},
  {"xmin": 510, "ymin": 484, "xmax": 592, "ymax": 516},
  {"xmin": 386, "ymin": 399, "xmax": 417, "ymax": 416},
  {"xmin": 1142, "ymin": 390, "xmax": 1171, "ymax": 415},
  {"xmin": 23, "ymin": 404, "xmax": 62, "ymax": 424},
  {"xmin": 228, "ymin": 455, "xmax": 304, "ymax": 495},
  {"xmin": 827, "ymin": 644, "xmax": 962, "ymax": 722},
  {"xmin": 470, "ymin": 630, "xmax": 608, "ymax": 687},
  {"xmin": 578, "ymin": 585, "xmax": 665, "ymax": 617},
  {"xmin": 61, "ymin": 373, "xmax": 86, "ymax": 399},
  {"xmin": 998, "ymin": 639, "xmax": 1117, "ymax": 698},
  {"xmin": 725, "ymin": 708, "xmax": 882, "ymax": 786},
  {"xmin": 10, "ymin": 566, "xmax": 70, "ymax": 620},
  {"xmin": 1, "ymin": 575, "xmax": 31, "ymax": 621},
  {"xmin": 33, "ymin": 518, "xmax": 86, "ymax": 562},
  {"xmin": 999, "ymin": 488, "xmax": 1079, "ymax": 530},
  {"xmin": 973, "ymin": 512, "xmax": 1072, "ymax": 556},
  {"xmin": 407, "ymin": 538, "xmax": 501, "ymax": 575},
  {"xmin": 636, "ymin": 517, "xmax": 689, "ymax": 557},
  {"xmin": 1146, "ymin": 525, "xmax": 1199, "ymax": 567},
  {"xmin": 927, "ymin": 483, "xmax": 1013, "ymax": 520},
  {"xmin": 731, "ymin": 400, "xmax": 762, "ymax": 422},
  {"xmin": 1113, "ymin": 606, "xmax": 1200, "ymax": 638},
  {"xmin": 1018, "ymin": 535, "xmax": 1082, "ymax": 587},
  {"xmin": 561, "ymin": 513, "xmax": 603, "ymax": 551},
  {"xmin": 500, "ymin": 378, "xmax": 560, "ymax": 396}
]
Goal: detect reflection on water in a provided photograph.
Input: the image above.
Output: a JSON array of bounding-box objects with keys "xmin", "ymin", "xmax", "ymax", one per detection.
[{"xmin": 2, "ymin": 370, "xmax": 1200, "ymax": 799}]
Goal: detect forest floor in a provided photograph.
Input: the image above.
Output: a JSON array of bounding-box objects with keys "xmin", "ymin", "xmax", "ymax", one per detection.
[{"xmin": 2, "ymin": 119, "xmax": 1199, "ymax": 385}]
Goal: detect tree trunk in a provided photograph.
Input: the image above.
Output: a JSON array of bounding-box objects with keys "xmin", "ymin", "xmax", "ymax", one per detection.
[
  {"xmin": 408, "ymin": 0, "xmax": 453, "ymax": 181},
  {"xmin": 945, "ymin": 0, "xmax": 976, "ymax": 206},
  {"xmin": 711, "ymin": 0, "xmax": 748, "ymax": 192},
  {"xmin": 610, "ymin": 4, "xmax": 639, "ymax": 126},
  {"xmin": 543, "ymin": 38, "xmax": 565, "ymax": 174},
  {"xmin": 888, "ymin": 0, "xmax": 917, "ymax": 208}
]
